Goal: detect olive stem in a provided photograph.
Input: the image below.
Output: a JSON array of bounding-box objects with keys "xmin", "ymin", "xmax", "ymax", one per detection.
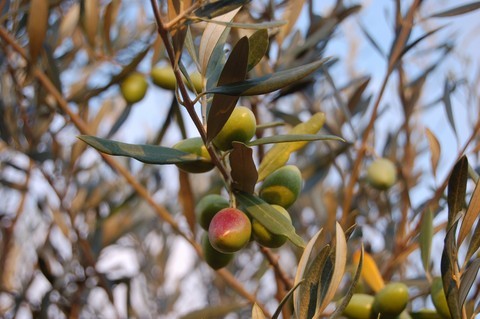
[{"xmin": 149, "ymin": 0, "xmax": 232, "ymax": 186}]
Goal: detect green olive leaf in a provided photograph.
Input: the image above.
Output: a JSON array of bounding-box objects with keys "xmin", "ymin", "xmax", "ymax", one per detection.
[
  {"xmin": 248, "ymin": 134, "xmax": 344, "ymax": 146},
  {"xmin": 230, "ymin": 142, "xmax": 258, "ymax": 194},
  {"xmin": 235, "ymin": 192, "xmax": 305, "ymax": 248},
  {"xmin": 258, "ymin": 113, "xmax": 326, "ymax": 181},
  {"xmin": 247, "ymin": 29, "xmax": 268, "ymax": 71},
  {"xmin": 78, "ymin": 135, "xmax": 206, "ymax": 165},
  {"xmin": 207, "ymin": 36, "xmax": 249, "ymax": 142},
  {"xmin": 420, "ymin": 209, "xmax": 434, "ymax": 275},
  {"xmin": 427, "ymin": 2, "xmax": 480, "ymax": 18},
  {"xmin": 207, "ymin": 58, "xmax": 330, "ymax": 96}
]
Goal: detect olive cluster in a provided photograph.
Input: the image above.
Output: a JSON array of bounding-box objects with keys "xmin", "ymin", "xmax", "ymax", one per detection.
[
  {"xmin": 196, "ymin": 164, "xmax": 302, "ymax": 270},
  {"xmin": 163, "ymin": 99, "xmax": 303, "ymax": 269},
  {"xmin": 119, "ymin": 65, "xmax": 203, "ymax": 104},
  {"xmin": 343, "ymin": 283, "xmax": 409, "ymax": 319}
]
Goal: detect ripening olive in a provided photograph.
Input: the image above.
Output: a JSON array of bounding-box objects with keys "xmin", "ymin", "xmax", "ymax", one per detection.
[
  {"xmin": 259, "ymin": 165, "xmax": 302, "ymax": 208},
  {"xmin": 252, "ymin": 205, "xmax": 291, "ymax": 248},
  {"xmin": 195, "ymin": 194, "xmax": 230, "ymax": 231},
  {"xmin": 212, "ymin": 106, "xmax": 256, "ymax": 151},
  {"xmin": 208, "ymin": 207, "xmax": 251, "ymax": 253},
  {"xmin": 172, "ymin": 137, "xmax": 215, "ymax": 173},
  {"xmin": 430, "ymin": 277, "xmax": 451, "ymax": 319},
  {"xmin": 371, "ymin": 282, "xmax": 409, "ymax": 319},
  {"xmin": 342, "ymin": 293, "xmax": 375, "ymax": 319},
  {"xmin": 201, "ymin": 232, "xmax": 234, "ymax": 270},
  {"xmin": 367, "ymin": 158, "xmax": 397, "ymax": 190},
  {"xmin": 120, "ymin": 72, "xmax": 148, "ymax": 104}
]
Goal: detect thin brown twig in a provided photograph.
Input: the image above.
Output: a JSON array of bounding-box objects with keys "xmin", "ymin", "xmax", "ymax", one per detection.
[{"xmin": 340, "ymin": 0, "xmax": 423, "ymax": 226}]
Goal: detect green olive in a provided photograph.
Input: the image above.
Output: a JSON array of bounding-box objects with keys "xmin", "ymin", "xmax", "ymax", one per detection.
[
  {"xmin": 195, "ymin": 194, "xmax": 230, "ymax": 231},
  {"xmin": 367, "ymin": 158, "xmax": 397, "ymax": 190},
  {"xmin": 172, "ymin": 137, "xmax": 215, "ymax": 173},
  {"xmin": 259, "ymin": 165, "xmax": 302, "ymax": 208},
  {"xmin": 212, "ymin": 106, "xmax": 256, "ymax": 151},
  {"xmin": 201, "ymin": 232, "xmax": 234, "ymax": 270},
  {"xmin": 371, "ymin": 282, "xmax": 409, "ymax": 319},
  {"xmin": 343, "ymin": 293, "xmax": 375, "ymax": 319},
  {"xmin": 252, "ymin": 205, "xmax": 291, "ymax": 248},
  {"xmin": 430, "ymin": 277, "xmax": 451, "ymax": 319},
  {"xmin": 150, "ymin": 65, "xmax": 177, "ymax": 90},
  {"xmin": 120, "ymin": 72, "xmax": 148, "ymax": 104}
]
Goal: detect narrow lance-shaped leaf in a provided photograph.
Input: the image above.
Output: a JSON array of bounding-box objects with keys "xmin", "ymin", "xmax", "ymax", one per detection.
[
  {"xmin": 330, "ymin": 246, "xmax": 364, "ymax": 319},
  {"xmin": 352, "ymin": 250, "xmax": 385, "ymax": 293},
  {"xmin": 235, "ymin": 192, "xmax": 305, "ymax": 248},
  {"xmin": 441, "ymin": 222, "xmax": 462, "ymax": 319},
  {"xmin": 194, "ymin": 0, "xmax": 248, "ymax": 19},
  {"xmin": 272, "ymin": 280, "xmax": 304, "ymax": 319},
  {"xmin": 230, "ymin": 143, "xmax": 258, "ymax": 194},
  {"xmin": 447, "ymin": 156, "xmax": 468, "ymax": 228},
  {"xmin": 78, "ymin": 135, "xmax": 206, "ymax": 165},
  {"xmin": 316, "ymin": 223, "xmax": 347, "ymax": 314},
  {"xmin": 27, "ymin": 0, "xmax": 49, "ymax": 64},
  {"xmin": 465, "ymin": 212, "xmax": 480, "ymax": 262},
  {"xmin": 258, "ymin": 112, "xmax": 326, "ymax": 181},
  {"xmin": 294, "ymin": 229, "xmax": 324, "ymax": 313},
  {"xmin": 207, "ymin": 59, "xmax": 330, "ymax": 96},
  {"xmin": 247, "ymin": 29, "xmax": 268, "ymax": 71},
  {"xmin": 420, "ymin": 209, "xmax": 434, "ymax": 276},
  {"xmin": 425, "ymin": 128, "xmax": 441, "ymax": 178},
  {"xmin": 178, "ymin": 171, "xmax": 196, "ymax": 235},
  {"xmin": 206, "ymin": 36, "xmax": 249, "ymax": 142},
  {"xmin": 458, "ymin": 178, "xmax": 480, "ymax": 247},
  {"xmin": 443, "ymin": 79, "xmax": 459, "ymax": 143},
  {"xmin": 248, "ymin": 134, "xmax": 344, "ymax": 147},
  {"xmin": 296, "ymin": 245, "xmax": 331, "ymax": 319},
  {"xmin": 459, "ymin": 259, "xmax": 480, "ymax": 308},
  {"xmin": 199, "ymin": 8, "xmax": 240, "ymax": 76},
  {"xmin": 82, "ymin": 0, "xmax": 99, "ymax": 47},
  {"xmin": 428, "ymin": 2, "xmax": 480, "ymax": 18}
]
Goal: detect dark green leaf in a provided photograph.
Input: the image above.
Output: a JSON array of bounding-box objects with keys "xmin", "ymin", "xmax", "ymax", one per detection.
[
  {"xmin": 247, "ymin": 29, "xmax": 268, "ymax": 71},
  {"xmin": 207, "ymin": 59, "xmax": 330, "ymax": 96},
  {"xmin": 447, "ymin": 156, "xmax": 468, "ymax": 227},
  {"xmin": 358, "ymin": 21, "xmax": 385, "ymax": 57},
  {"xmin": 420, "ymin": 209, "xmax": 433, "ymax": 275},
  {"xmin": 347, "ymin": 76, "xmax": 370, "ymax": 114},
  {"xmin": 443, "ymin": 79, "xmax": 458, "ymax": 142},
  {"xmin": 441, "ymin": 223, "xmax": 462, "ymax": 319},
  {"xmin": 193, "ymin": 18, "xmax": 286, "ymax": 30},
  {"xmin": 207, "ymin": 36, "xmax": 249, "ymax": 142},
  {"xmin": 297, "ymin": 245, "xmax": 331, "ymax": 319},
  {"xmin": 78, "ymin": 135, "xmax": 205, "ymax": 165},
  {"xmin": 194, "ymin": 0, "xmax": 249, "ymax": 19},
  {"xmin": 429, "ymin": 2, "xmax": 480, "ymax": 18},
  {"xmin": 230, "ymin": 142, "xmax": 258, "ymax": 194},
  {"xmin": 459, "ymin": 259, "xmax": 480, "ymax": 308},
  {"xmin": 401, "ymin": 25, "xmax": 446, "ymax": 58},
  {"xmin": 248, "ymin": 134, "xmax": 344, "ymax": 146},
  {"xmin": 235, "ymin": 192, "xmax": 305, "ymax": 248}
]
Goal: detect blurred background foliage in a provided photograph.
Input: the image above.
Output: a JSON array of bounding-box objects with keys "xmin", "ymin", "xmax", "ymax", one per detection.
[{"xmin": 0, "ymin": 0, "xmax": 480, "ymax": 318}]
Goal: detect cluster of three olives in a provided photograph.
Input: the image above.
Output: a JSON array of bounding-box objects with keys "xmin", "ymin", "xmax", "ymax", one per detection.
[{"xmin": 197, "ymin": 165, "xmax": 303, "ymax": 269}]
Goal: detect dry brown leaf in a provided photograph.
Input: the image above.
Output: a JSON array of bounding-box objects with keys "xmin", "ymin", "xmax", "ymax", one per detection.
[
  {"xmin": 83, "ymin": 0, "xmax": 99, "ymax": 47},
  {"xmin": 276, "ymin": 0, "xmax": 305, "ymax": 48},
  {"xmin": 58, "ymin": 3, "xmax": 80, "ymax": 47},
  {"xmin": 27, "ymin": 0, "xmax": 49, "ymax": 63},
  {"xmin": 425, "ymin": 128, "xmax": 441, "ymax": 178}
]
